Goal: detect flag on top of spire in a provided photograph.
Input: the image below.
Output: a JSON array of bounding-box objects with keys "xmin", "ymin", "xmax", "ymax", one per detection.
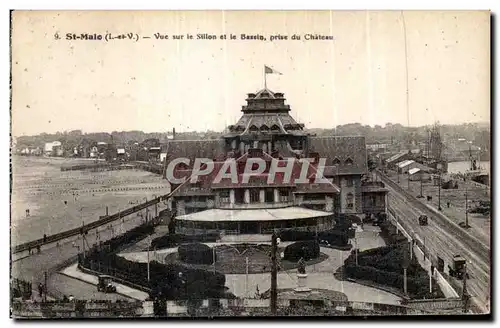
[{"xmin": 264, "ymin": 65, "xmax": 282, "ymax": 75}]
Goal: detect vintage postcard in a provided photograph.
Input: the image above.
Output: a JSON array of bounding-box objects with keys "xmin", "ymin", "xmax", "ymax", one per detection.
[{"xmin": 9, "ymin": 10, "xmax": 491, "ymax": 318}]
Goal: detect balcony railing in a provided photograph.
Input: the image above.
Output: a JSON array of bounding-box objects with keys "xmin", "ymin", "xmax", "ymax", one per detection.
[
  {"xmin": 218, "ymin": 201, "xmax": 294, "ymax": 210},
  {"xmin": 299, "ymin": 199, "xmax": 327, "ymax": 205},
  {"xmin": 184, "ymin": 201, "xmax": 209, "ymax": 208}
]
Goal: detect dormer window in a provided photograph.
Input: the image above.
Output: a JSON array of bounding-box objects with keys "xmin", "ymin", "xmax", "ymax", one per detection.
[
  {"xmin": 249, "ymin": 125, "xmax": 258, "ymax": 132},
  {"xmin": 345, "ymin": 157, "xmax": 354, "ymax": 165},
  {"xmin": 271, "ymin": 124, "xmax": 280, "ymax": 132},
  {"xmin": 332, "ymin": 158, "xmax": 341, "ymax": 165}
]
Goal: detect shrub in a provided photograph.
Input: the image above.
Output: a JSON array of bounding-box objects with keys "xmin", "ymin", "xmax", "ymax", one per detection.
[
  {"xmin": 151, "ymin": 233, "xmax": 219, "ymax": 249},
  {"xmin": 283, "ymin": 240, "xmax": 320, "ymax": 262},
  {"xmin": 178, "ymin": 243, "xmax": 215, "ymax": 265},
  {"xmin": 278, "ymin": 230, "xmax": 316, "ymax": 242},
  {"xmin": 151, "ymin": 234, "xmax": 181, "ymax": 249},
  {"xmin": 318, "ymin": 229, "xmax": 349, "ymax": 246},
  {"xmin": 85, "ymin": 254, "xmax": 226, "ymax": 300}
]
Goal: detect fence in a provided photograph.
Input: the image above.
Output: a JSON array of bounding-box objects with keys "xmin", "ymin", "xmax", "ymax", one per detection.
[
  {"xmin": 11, "ymin": 278, "xmax": 32, "ymax": 300},
  {"xmin": 12, "ymin": 297, "xmax": 425, "ymax": 318},
  {"xmin": 12, "ymin": 195, "xmax": 169, "ymax": 254},
  {"xmin": 402, "ymin": 298, "xmax": 463, "ymax": 312},
  {"xmin": 386, "ymin": 207, "xmax": 460, "ymax": 299},
  {"xmin": 11, "ymin": 300, "xmax": 144, "ymax": 318}
]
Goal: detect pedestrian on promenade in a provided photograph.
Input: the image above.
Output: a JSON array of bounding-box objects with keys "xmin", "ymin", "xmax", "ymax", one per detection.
[{"xmin": 38, "ymin": 283, "xmax": 43, "ymax": 298}]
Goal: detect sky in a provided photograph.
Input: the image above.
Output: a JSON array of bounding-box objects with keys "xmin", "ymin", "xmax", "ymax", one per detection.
[{"xmin": 11, "ymin": 10, "xmax": 490, "ymax": 136}]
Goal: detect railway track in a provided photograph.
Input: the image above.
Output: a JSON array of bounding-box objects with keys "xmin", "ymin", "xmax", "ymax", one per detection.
[{"xmin": 378, "ymin": 171, "xmax": 490, "ymax": 313}]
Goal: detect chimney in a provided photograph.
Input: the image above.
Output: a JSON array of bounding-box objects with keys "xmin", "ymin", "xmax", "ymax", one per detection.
[
  {"xmin": 248, "ymin": 148, "xmax": 263, "ymax": 158},
  {"xmin": 172, "ymin": 128, "xmax": 176, "ymax": 140}
]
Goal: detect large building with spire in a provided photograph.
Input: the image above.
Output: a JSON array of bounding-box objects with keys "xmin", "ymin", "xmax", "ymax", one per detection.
[{"xmin": 162, "ymin": 86, "xmax": 386, "ymax": 235}]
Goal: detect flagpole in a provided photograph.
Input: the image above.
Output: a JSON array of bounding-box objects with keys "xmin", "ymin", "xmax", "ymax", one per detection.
[{"xmin": 264, "ymin": 66, "xmax": 267, "ymax": 89}]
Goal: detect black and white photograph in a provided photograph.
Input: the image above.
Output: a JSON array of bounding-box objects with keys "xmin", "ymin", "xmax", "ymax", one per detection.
[{"xmin": 8, "ymin": 9, "xmax": 491, "ymax": 318}]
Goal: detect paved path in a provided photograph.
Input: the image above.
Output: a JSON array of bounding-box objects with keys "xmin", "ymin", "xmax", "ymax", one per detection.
[
  {"xmin": 11, "ymin": 209, "xmax": 165, "ymax": 300},
  {"xmin": 59, "ymin": 264, "xmax": 149, "ymax": 301},
  {"xmin": 116, "ymin": 226, "xmax": 401, "ymax": 305}
]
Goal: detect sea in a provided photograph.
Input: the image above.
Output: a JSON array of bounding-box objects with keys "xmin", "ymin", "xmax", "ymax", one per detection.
[{"xmin": 447, "ymin": 161, "xmax": 490, "ymax": 175}]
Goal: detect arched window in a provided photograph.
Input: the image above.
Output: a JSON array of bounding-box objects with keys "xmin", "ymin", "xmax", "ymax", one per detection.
[
  {"xmin": 332, "ymin": 157, "xmax": 341, "ymax": 165},
  {"xmin": 346, "ymin": 193, "xmax": 354, "ymax": 209},
  {"xmin": 345, "ymin": 157, "xmax": 354, "ymax": 165}
]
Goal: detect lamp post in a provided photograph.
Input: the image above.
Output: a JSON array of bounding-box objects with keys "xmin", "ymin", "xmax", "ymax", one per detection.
[
  {"xmin": 354, "ymin": 236, "xmax": 358, "ymax": 266},
  {"xmin": 270, "ymin": 232, "xmax": 278, "ymax": 315},
  {"xmin": 153, "ymin": 194, "xmax": 158, "ymax": 218},
  {"xmin": 147, "ymin": 234, "xmax": 152, "ymax": 282},
  {"xmin": 245, "ymin": 256, "xmax": 249, "ymax": 298},
  {"xmin": 212, "ymin": 246, "xmax": 216, "ymax": 274}
]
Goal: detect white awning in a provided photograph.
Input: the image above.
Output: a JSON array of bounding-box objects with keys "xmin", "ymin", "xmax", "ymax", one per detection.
[
  {"xmin": 408, "ymin": 168, "xmax": 421, "ymax": 175},
  {"xmin": 397, "ymin": 159, "xmax": 415, "ymax": 168},
  {"xmin": 175, "ymin": 207, "xmax": 332, "ymax": 222}
]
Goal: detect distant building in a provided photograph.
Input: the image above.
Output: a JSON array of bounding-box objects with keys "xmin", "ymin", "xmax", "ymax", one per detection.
[
  {"xmin": 408, "ymin": 168, "xmax": 431, "ymax": 181},
  {"xmin": 397, "ymin": 160, "xmax": 433, "ymax": 175},
  {"xmin": 44, "ymin": 141, "xmax": 62, "ymax": 156},
  {"xmin": 366, "ymin": 143, "xmax": 389, "ymax": 152},
  {"xmin": 116, "ymin": 148, "xmax": 126, "ymax": 160},
  {"xmin": 361, "ymin": 180, "xmax": 388, "ymax": 215},
  {"xmin": 385, "ymin": 151, "xmax": 411, "ymax": 169},
  {"xmin": 396, "ymin": 160, "xmax": 416, "ymax": 174}
]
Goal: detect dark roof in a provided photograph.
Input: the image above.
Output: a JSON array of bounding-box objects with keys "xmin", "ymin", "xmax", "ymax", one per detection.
[
  {"xmin": 294, "ymin": 182, "xmax": 340, "ymax": 194},
  {"xmin": 169, "ymin": 157, "xmax": 341, "ymax": 196},
  {"xmin": 308, "ymin": 136, "xmax": 368, "ymax": 175},
  {"xmin": 229, "ymin": 113, "xmax": 303, "ymax": 134}
]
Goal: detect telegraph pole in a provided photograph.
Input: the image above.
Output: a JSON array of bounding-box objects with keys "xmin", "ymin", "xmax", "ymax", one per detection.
[
  {"xmin": 417, "ymin": 171, "xmax": 424, "ymax": 198},
  {"xmin": 465, "ymin": 183, "xmax": 469, "ymax": 228},
  {"xmin": 43, "ymin": 271, "xmax": 48, "ymax": 302},
  {"xmin": 402, "ymin": 242, "xmax": 409, "ymax": 296},
  {"xmin": 270, "ymin": 232, "xmax": 278, "ymax": 315},
  {"xmin": 438, "ymin": 172, "xmax": 442, "ymax": 211},
  {"xmin": 429, "ymin": 264, "xmax": 433, "ymax": 294},
  {"xmin": 81, "ymin": 221, "xmax": 85, "ymax": 259},
  {"xmin": 462, "ymin": 263, "xmax": 470, "ymax": 313}
]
